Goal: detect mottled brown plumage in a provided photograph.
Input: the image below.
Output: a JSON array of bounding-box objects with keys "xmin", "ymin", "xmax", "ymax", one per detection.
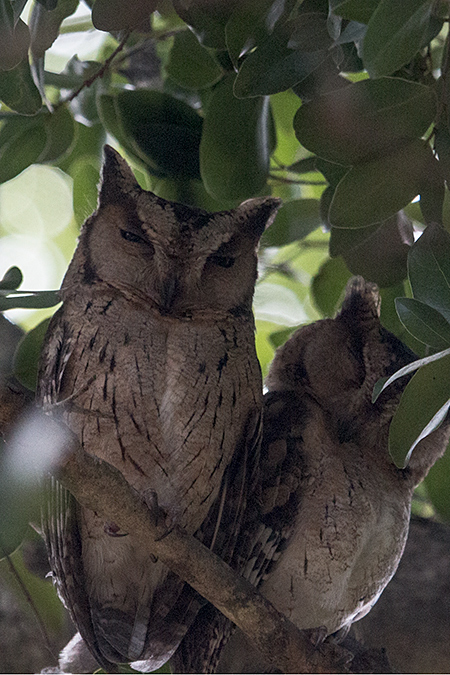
[
  {"xmin": 173, "ymin": 277, "xmax": 450, "ymax": 673},
  {"xmin": 38, "ymin": 146, "xmax": 280, "ymax": 671}
]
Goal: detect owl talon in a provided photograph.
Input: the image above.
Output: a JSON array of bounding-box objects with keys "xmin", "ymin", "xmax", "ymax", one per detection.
[
  {"xmin": 142, "ymin": 488, "xmax": 174, "ymax": 538},
  {"xmin": 154, "ymin": 523, "xmax": 174, "ymax": 542},
  {"xmin": 142, "ymin": 488, "xmax": 162, "ymax": 522},
  {"xmin": 104, "ymin": 521, "xmax": 128, "ymax": 537},
  {"xmin": 304, "ymin": 626, "xmax": 328, "ymax": 648}
]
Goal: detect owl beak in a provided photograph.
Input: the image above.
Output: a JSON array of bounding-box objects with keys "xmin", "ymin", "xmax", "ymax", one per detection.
[{"xmin": 160, "ymin": 275, "xmax": 179, "ymax": 313}]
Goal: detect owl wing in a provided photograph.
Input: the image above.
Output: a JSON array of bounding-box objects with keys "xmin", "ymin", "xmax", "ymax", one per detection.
[
  {"xmin": 171, "ymin": 390, "xmax": 307, "ymax": 673},
  {"xmin": 38, "ymin": 311, "xmax": 200, "ymax": 670},
  {"xmin": 38, "ymin": 310, "xmax": 116, "ymax": 671},
  {"xmin": 37, "ymin": 307, "xmax": 74, "ymax": 410},
  {"xmin": 42, "ymin": 478, "xmax": 115, "ymax": 672}
]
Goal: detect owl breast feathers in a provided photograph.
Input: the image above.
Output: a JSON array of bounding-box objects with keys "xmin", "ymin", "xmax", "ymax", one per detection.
[
  {"xmin": 38, "ymin": 145, "xmax": 280, "ymax": 671},
  {"xmin": 172, "ymin": 277, "xmax": 450, "ymax": 674}
]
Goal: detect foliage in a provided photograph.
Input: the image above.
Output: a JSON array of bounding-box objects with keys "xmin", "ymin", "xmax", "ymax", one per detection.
[{"xmin": 2, "ymin": 0, "xmax": 450, "ymax": 667}]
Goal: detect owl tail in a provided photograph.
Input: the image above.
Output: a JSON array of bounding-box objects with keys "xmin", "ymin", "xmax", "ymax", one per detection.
[{"xmin": 89, "ymin": 569, "xmax": 204, "ymax": 669}]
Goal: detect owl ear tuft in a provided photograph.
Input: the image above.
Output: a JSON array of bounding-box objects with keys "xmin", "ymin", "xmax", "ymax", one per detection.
[
  {"xmin": 99, "ymin": 145, "xmax": 141, "ymax": 206},
  {"xmin": 236, "ymin": 197, "xmax": 282, "ymax": 240},
  {"xmin": 339, "ymin": 276, "xmax": 381, "ymax": 325}
]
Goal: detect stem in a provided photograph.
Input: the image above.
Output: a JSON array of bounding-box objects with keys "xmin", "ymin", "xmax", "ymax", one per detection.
[
  {"xmin": 269, "ymin": 173, "xmax": 326, "ymax": 186},
  {"xmin": 59, "ymin": 18, "xmax": 94, "ymax": 34},
  {"xmin": 60, "ymin": 31, "xmax": 131, "ymax": 106},
  {"xmin": 0, "ymin": 537, "xmax": 57, "ymax": 662}
]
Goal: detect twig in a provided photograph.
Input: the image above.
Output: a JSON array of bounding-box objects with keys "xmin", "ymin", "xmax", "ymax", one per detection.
[
  {"xmin": 269, "ymin": 173, "xmax": 327, "ymax": 185},
  {"xmin": 61, "ymin": 31, "xmax": 131, "ymax": 106},
  {"xmin": 0, "ymin": 536, "xmax": 57, "ymax": 661}
]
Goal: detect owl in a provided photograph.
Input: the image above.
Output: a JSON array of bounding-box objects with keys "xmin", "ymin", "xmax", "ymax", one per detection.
[
  {"xmin": 37, "ymin": 145, "xmax": 281, "ymax": 672},
  {"xmin": 173, "ymin": 276, "xmax": 450, "ymax": 673}
]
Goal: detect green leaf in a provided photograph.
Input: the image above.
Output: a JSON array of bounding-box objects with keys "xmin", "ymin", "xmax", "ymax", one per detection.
[
  {"xmin": 71, "ymin": 156, "xmax": 101, "ymax": 226},
  {"xmin": 98, "ymin": 94, "xmax": 161, "ymax": 176},
  {"xmin": 0, "ymin": 411, "xmax": 70, "ymax": 557},
  {"xmin": 379, "ymin": 282, "xmax": 424, "ymax": 354},
  {"xmin": 286, "ymin": 157, "xmax": 318, "ymax": 174},
  {"xmin": 61, "ymin": 58, "xmax": 105, "ymax": 126},
  {"xmin": 329, "ymin": 140, "xmax": 436, "ymax": 228},
  {"xmin": 41, "ymin": 105, "xmax": 76, "ymax": 162},
  {"xmin": 419, "ymin": 162, "xmax": 445, "ymax": 226},
  {"xmin": 97, "ymin": 93, "xmax": 131, "ymax": 153},
  {"xmin": 435, "ymin": 124, "xmax": 450, "ymax": 186},
  {"xmin": 225, "ymin": 0, "xmax": 294, "ymax": 67},
  {"xmin": 424, "ymin": 443, "xmax": 450, "ymax": 521},
  {"xmin": 91, "ymin": 0, "xmax": 157, "ymax": 31},
  {"xmin": 311, "ymin": 255, "xmax": 352, "ymax": 317},
  {"xmin": 253, "ymin": 282, "xmax": 309, "ymax": 326},
  {"xmin": 13, "ymin": 318, "xmax": 51, "ymax": 391},
  {"xmin": 200, "ymin": 74, "xmax": 271, "ymax": 201},
  {"xmin": 396, "ymin": 297, "xmax": 450, "ymax": 350},
  {"xmin": 315, "ymin": 157, "xmax": 348, "ymax": 186},
  {"xmin": 166, "ymin": 30, "xmax": 222, "ymax": 90},
  {"xmin": 46, "ymin": 55, "xmax": 99, "ymax": 90},
  {"xmin": 0, "ymin": 11, "xmax": 30, "ymax": 71},
  {"xmin": 0, "ymin": 266, "xmax": 23, "ymax": 291},
  {"xmin": 337, "ymin": 212, "xmax": 413, "ymax": 286},
  {"xmin": 11, "ymin": 0, "xmax": 29, "ymax": 20},
  {"xmin": 0, "ymin": 479, "xmax": 40, "ymax": 557},
  {"xmin": 388, "ymin": 353, "xmax": 450, "ymax": 467},
  {"xmin": 262, "ymin": 199, "xmax": 322, "ymax": 247},
  {"xmin": 372, "ymin": 346, "xmax": 450, "ymax": 402},
  {"xmin": 57, "ymin": 119, "xmax": 104, "ymax": 175},
  {"xmin": 0, "ymin": 107, "xmax": 75, "ymax": 182},
  {"xmin": 29, "ymin": 0, "xmax": 79, "ymax": 57},
  {"xmin": 31, "ymin": 54, "xmax": 46, "ymax": 102},
  {"xmin": 116, "ymin": 90, "xmax": 203, "ymax": 179},
  {"xmin": 172, "ymin": 0, "xmax": 236, "ymax": 49},
  {"xmin": 0, "ymin": 290, "xmax": 60, "ymax": 311},
  {"xmin": 268, "ymin": 325, "xmax": 297, "ymax": 349},
  {"xmin": 408, "ymin": 223, "xmax": 450, "ymax": 323},
  {"xmin": 234, "ymin": 14, "xmax": 333, "ymax": 98},
  {"xmin": 362, "ymin": 0, "xmax": 433, "ymax": 78},
  {"xmin": 329, "ymin": 221, "xmax": 379, "ymax": 257},
  {"xmin": 0, "ymin": 116, "xmax": 48, "ymax": 184},
  {"xmin": 336, "ymin": 19, "xmax": 367, "ymax": 44},
  {"xmin": 329, "ymin": 0, "xmax": 379, "ymax": 23},
  {"xmin": 294, "ymin": 78, "xmax": 436, "ymax": 166},
  {"xmin": 0, "ymin": 57, "xmax": 42, "ymax": 114}
]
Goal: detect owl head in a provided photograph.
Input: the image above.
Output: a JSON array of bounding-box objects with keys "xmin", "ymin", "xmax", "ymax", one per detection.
[
  {"xmin": 62, "ymin": 146, "xmax": 280, "ymax": 317},
  {"xmin": 266, "ymin": 277, "xmax": 416, "ymax": 411}
]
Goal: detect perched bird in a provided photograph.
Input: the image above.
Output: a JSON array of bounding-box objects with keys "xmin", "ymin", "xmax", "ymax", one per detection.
[
  {"xmin": 173, "ymin": 276, "xmax": 450, "ymax": 673},
  {"xmin": 37, "ymin": 146, "xmax": 280, "ymax": 672}
]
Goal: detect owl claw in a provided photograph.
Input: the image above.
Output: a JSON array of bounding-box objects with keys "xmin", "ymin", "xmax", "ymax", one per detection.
[
  {"xmin": 142, "ymin": 488, "xmax": 174, "ymax": 540},
  {"xmin": 304, "ymin": 625, "xmax": 328, "ymax": 648},
  {"xmin": 104, "ymin": 521, "xmax": 128, "ymax": 537},
  {"xmin": 308, "ymin": 627, "xmax": 354, "ymax": 667}
]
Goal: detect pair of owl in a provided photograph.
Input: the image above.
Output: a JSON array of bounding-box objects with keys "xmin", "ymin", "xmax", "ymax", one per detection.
[{"xmin": 39, "ymin": 147, "xmax": 450, "ymax": 674}]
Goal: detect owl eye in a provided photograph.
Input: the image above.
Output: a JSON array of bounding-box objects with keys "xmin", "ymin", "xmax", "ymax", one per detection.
[
  {"xmin": 120, "ymin": 229, "xmax": 146, "ymax": 244},
  {"xmin": 210, "ymin": 255, "xmax": 235, "ymax": 269}
]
